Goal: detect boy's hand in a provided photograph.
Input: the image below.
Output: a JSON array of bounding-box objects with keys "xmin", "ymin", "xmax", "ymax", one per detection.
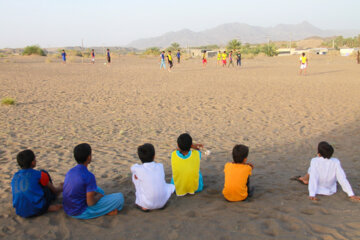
[
  {"xmin": 191, "ymin": 143, "xmax": 204, "ymax": 150},
  {"xmin": 349, "ymin": 196, "xmax": 360, "ymax": 202},
  {"xmin": 247, "ymin": 163, "xmax": 254, "ymax": 169},
  {"xmin": 309, "ymin": 196, "xmax": 319, "ymax": 201}
]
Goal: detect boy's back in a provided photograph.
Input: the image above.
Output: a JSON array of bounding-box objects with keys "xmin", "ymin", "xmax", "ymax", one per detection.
[
  {"xmin": 171, "ymin": 150, "xmax": 201, "ymax": 196},
  {"xmin": 11, "ymin": 169, "xmax": 49, "ymax": 217},
  {"xmin": 131, "ymin": 162, "xmax": 174, "ymax": 209},
  {"xmin": 308, "ymin": 157, "xmax": 354, "ymax": 197},
  {"xmin": 63, "ymin": 164, "xmax": 97, "ymax": 216},
  {"xmin": 223, "ymin": 163, "xmax": 252, "ymax": 201}
]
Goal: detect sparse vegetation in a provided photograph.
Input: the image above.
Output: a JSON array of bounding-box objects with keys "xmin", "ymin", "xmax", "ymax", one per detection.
[
  {"xmin": 143, "ymin": 47, "xmax": 160, "ymax": 56},
  {"xmin": 322, "ymin": 35, "xmax": 360, "ymax": 49},
  {"xmin": 166, "ymin": 42, "xmax": 181, "ymax": 52},
  {"xmin": 1, "ymin": 97, "xmax": 16, "ymax": 105},
  {"xmin": 193, "ymin": 45, "xmax": 220, "ymax": 50},
  {"xmin": 226, "ymin": 39, "xmax": 242, "ymax": 51},
  {"xmin": 226, "ymin": 39, "xmax": 277, "ymax": 56},
  {"xmin": 22, "ymin": 45, "xmax": 46, "ymax": 56}
]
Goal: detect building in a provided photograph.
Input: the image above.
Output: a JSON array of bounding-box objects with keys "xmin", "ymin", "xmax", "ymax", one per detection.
[{"xmin": 340, "ymin": 48, "xmax": 356, "ymax": 57}]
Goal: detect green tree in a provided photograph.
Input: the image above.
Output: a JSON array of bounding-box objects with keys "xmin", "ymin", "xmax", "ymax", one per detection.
[
  {"xmin": 22, "ymin": 45, "xmax": 46, "ymax": 56},
  {"xmin": 167, "ymin": 42, "xmax": 180, "ymax": 51},
  {"xmin": 143, "ymin": 47, "xmax": 160, "ymax": 55},
  {"xmin": 226, "ymin": 39, "xmax": 242, "ymax": 51},
  {"xmin": 262, "ymin": 43, "xmax": 277, "ymax": 57}
]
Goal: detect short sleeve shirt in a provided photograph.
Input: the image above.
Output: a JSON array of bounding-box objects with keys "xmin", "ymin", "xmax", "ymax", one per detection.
[
  {"xmin": 11, "ymin": 169, "xmax": 49, "ymax": 217},
  {"xmin": 63, "ymin": 165, "xmax": 97, "ymax": 216},
  {"xmin": 222, "ymin": 163, "xmax": 252, "ymax": 201}
]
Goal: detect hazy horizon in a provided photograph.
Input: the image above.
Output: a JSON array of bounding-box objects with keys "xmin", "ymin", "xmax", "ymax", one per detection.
[{"xmin": 1, "ymin": 0, "xmax": 360, "ymax": 48}]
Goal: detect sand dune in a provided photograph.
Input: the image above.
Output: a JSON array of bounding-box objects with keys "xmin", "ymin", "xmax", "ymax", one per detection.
[{"xmin": 0, "ymin": 55, "xmax": 359, "ymax": 239}]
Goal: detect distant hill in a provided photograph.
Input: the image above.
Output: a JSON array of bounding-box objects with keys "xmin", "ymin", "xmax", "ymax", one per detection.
[{"xmin": 127, "ymin": 21, "xmax": 360, "ymax": 49}]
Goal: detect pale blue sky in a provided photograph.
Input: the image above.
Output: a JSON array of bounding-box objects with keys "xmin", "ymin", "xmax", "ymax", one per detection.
[{"xmin": 0, "ymin": 0, "xmax": 359, "ymax": 48}]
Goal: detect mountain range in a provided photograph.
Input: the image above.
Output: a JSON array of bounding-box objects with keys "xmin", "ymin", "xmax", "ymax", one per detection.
[{"xmin": 127, "ymin": 21, "xmax": 359, "ymax": 49}]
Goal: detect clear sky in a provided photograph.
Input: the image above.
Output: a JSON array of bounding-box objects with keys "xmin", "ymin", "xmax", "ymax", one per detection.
[{"xmin": 1, "ymin": 0, "xmax": 359, "ymax": 48}]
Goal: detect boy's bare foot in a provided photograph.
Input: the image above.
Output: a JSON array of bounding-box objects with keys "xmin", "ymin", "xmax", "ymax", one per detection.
[
  {"xmin": 298, "ymin": 177, "xmax": 308, "ymax": 185},
  {"xmin": 106, "ymin": 209, "xmax": 118, "ymax": 216},
  {"xmin": 349, "ymin": 196, "xmax": 360, "ymax": 202},
  {"xmin": 309, "ymin": 196, "xmax": 319, "ymax": 201},
  {"xmin": 136, "ymin": 204, "xmax": 150, "ymax": 212},
  {"xmin": 48, "ymin": 204, "xmax": 62, "ymax": 212},
  {"xmin": 290, "ymin": 176, "xmax": 308, "ymax": 185}
]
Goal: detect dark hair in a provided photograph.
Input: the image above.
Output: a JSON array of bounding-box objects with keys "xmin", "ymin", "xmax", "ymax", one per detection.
[
  {"xmin": 74, "ymin": 143, "xmax": 92, "ymax": 164},
  {"xmin": 302, "ymin": 52, "xmax": 305, "ymax": 56},
  {"xmin": 318, "ymin": 141, "xmax": 334, "ymax": 159},
  {"xmin": 17, "ymin": 149, "xmax": 35, "ymax": 169},
  {"xmin": 232, "ymin": 144, "xmax": 249, "ymax": 163},
  {"xmin": 177, "ymin": 133, "xmax": 192, "ymax": 151},
  {"xmin": 107, "ymin": 48, "xmax": 109, "ymax": 51},
  {"xmin": 137, "ymin": 143, "xmax": 155, "ymax": 163}
]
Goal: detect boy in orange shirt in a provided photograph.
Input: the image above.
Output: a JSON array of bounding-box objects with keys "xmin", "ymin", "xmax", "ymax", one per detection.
[{"xmin": 222, "ymin": 144, "xmax": 254, "ymax": 201}]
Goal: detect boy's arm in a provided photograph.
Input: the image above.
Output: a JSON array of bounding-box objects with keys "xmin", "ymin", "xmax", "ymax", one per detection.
[
  {"xmin": 86, "ymin": 191, "xmax": 103, "ymax": 206},
  {"xmin": 246, "ymin": 163, "xmax": 254, "ymax": 169},
  {"xmin": 191, "ymin": 143, "xmax": 204, "ymax": 150},
  {"xmin": 47, "ymin": 182, "xmax": 63, "ymax": 194},
  {"xmin": 308, "ymin": 162, "xmax": 319, "ymax": 200},
  {"xmin": 335, "ymin": 162, "xmax": 355, "ymax": 198}
]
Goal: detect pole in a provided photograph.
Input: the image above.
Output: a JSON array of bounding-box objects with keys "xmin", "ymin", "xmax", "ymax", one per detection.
[{"xmin": 81, "ymin": 39, "xmax": 84, "ymax": 64}]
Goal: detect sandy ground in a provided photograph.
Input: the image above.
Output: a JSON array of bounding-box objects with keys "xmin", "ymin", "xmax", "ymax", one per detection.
[{"xmin": 0, "ymin": 54, "xmax": 360, "ymax": 240}]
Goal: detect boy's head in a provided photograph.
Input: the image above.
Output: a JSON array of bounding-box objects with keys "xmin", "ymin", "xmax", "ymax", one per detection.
[
  {"xmin": 177, "ymin": 133, "xmax": 192, "ymax": 152},
  {"xmin": 318, "ymin": 141, "xmax": 334, "ymax": 159},
  {"xmin": 107, "ymin": 48, "xmax": 109, "ymax": 51},
  {"xmin": 162, "ymin": 51, "xmax": 165, "ymax": 53},
  {"xmin": 302, "ymin": 52, "xmax": 305, "ymax": 56},
  {"xmin": 232, "ymin": 144, "xmax": 249, "ymax": 163},
  {"xmin": 178, "ymin": 49, "xmax": 180, "ymax": 51},
  {"xmin": 169, "ymin": 51, "xmax": 171, "ymax": 53},
  {"xmin": 137, "ymin": 143, "xmax": 155, "ymax": 163},
  {"xmin": 62, "ymin": 50, "xmax": 65, "ymax": 52},
  {"xmin": 17, "ymin": 149, "xmax": 36, "ymax": 169},
  {"xmin": 74, "ymin": 143, "xmax": 92, "ymax": 164}
]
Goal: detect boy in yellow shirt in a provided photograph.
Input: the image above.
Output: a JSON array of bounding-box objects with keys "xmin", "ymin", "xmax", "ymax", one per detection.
[
  {"xmin": 171, "ymin": 133, "xmax": 204, "ymax": 196},
  {"xmin": 299, "ymin": 52, "xmax": 308, "ymax": 75},
  {"xmin": 222, "ymin": 51, "xmax": 227, "ymax": 67},
  {"xmin": 223, "ymin": 144, "xmax": 254, "ymax": 201}
]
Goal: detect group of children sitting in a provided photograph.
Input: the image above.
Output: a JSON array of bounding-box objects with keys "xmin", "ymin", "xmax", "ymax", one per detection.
[{"xmin": 11, "ymin": 133, "xmax": 359, "ymax": 219}]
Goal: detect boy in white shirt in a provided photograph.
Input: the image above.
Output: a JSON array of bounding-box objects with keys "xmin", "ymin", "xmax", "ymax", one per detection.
[
  {"xmin": 131, "ymin": 143, "xmax": 175, "ymax": 211},
  {"xmin": 294, "ymin": 141, "xmax": 360, "ymax": 201}
]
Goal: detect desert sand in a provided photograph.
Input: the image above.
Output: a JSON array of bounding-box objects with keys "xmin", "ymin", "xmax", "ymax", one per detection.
[{"xmin": 0, "ymin": 54, "xmax": 360, "ymax": 239}]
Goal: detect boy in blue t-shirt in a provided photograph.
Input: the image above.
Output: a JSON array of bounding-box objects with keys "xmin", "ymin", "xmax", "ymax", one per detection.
[
  {"xmin": 61, "ymin": 50, "xmax": 66, "ymax": 64},
  {"xmin": 63, "ymin": 143, "xmax": 124, "ymax": 219},
  {"xmin": 176, "ymin": 50, "xmax": 181, "ymax": 64},
  {"xmin": 160, "ymin": 51, "xmax": 166, "ymax": 70},
  {"xmin": 11, "ymin": 150, "xmax": 63, "ymax": 218}
]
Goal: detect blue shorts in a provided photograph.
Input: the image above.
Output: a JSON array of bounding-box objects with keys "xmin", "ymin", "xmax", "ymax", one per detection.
[{"xmin": 72, "ymin": 187, "xmax": 124, "ymax": 219}]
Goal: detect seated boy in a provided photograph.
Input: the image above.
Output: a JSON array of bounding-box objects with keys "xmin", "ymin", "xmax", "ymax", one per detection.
[
  {"xmin": 63, "ymin": 143, "xmax": 124, "ymax": 219},
  {"xmin": 222, "ymin": 144, "xmax": 254, "ymax": 202},
  {"xmin": 131, "ymin": 143, "xmax": 175, "ymax": 211},
  {"xmin": 171, "ymin": 133, "xmax": 204, "ymax": 196},
  {"xmin": 11, "ymin": 150, "xmax": 62, "ymax": 218},
  {"xmin": 294, "ymin": 141, "xmax": 360, "ymax": 201}
]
